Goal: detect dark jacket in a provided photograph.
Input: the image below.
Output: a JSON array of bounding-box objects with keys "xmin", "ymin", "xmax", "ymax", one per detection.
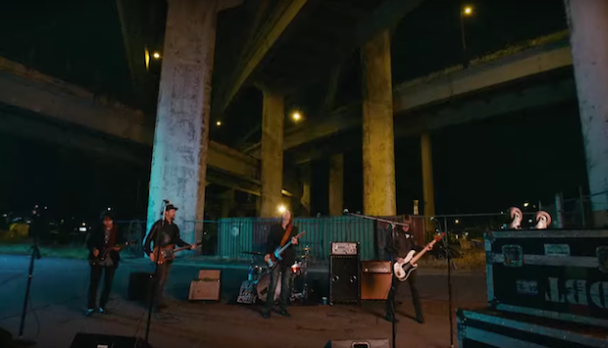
[
  {"xmin": 386, "ymin": 227, "xmax": 422, "ymax": 259},
  {"xmin": 144, "ymin": 219, "xmax": 188, "ymax": 255},
  {"xmin": 87, "ymin": 225, "xmax": 121, "ymax": 266},
  {"xmin": 266, "ymin": 223, "xmax": 299, "ymax": 266}
]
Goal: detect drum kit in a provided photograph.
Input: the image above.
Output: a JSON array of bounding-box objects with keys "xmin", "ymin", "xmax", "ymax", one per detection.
[{"xmin": 240, "ymin": 245, "xmax": 311, "ymax": 304}]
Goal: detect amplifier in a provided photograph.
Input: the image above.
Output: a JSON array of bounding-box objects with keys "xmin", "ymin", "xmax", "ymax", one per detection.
[
  {"xmin": 324, "ymin": 339, "xmax": 389, "ymax": 348},
  {"xmin": 360, "ymin": 261, "xmax": 391, "ymax": 300},
  {"xmin": 456, "ymin": 308, "xmax": 608, "ymax": 348},
  {"xmin": 331, "ymin": 242, "xmax": 359, "ymax": 256},
  {"xmin": 485, "ymin": 230, "xmax": 608, "ymax": 328},
  {"xmin": 330, "ymin": 254, "xmax": 360, "ymax": 304},
  {"xmin": 70, "ymin": 333, "xmax": 152, "ymax": 348},
  {"xmin": 128, "ymin": 272, "xmax": 153, "ymax": 302}
]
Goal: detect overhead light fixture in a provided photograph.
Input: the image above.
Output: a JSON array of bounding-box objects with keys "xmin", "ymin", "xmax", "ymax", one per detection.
[{"xmin": 153, "ymin": 52, "xmax": 161, "ymax": 59}]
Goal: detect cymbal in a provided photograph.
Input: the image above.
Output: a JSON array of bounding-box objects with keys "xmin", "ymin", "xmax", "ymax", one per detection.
[
  {"xmin": 303, "ymin": 247, "xmax": 311, "ymax": 251},
  {"xmin": 241, "ymin": 251, "xmax": 263, "ymax": 255}
]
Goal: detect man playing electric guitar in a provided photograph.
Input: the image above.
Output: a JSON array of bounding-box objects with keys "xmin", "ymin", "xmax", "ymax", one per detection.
[
  {"xmin": 86, "ymin": 212, "xmax": 123, "ymax": 316},
  {"xmin": 261, "ymin": 209, "xmax": 300, "ymax": 319},
  {"xmin": 144, "ymin": 203, "xmax": 196, "ymax": 313},
  {"xmin": 385, "ymin": 221, "xmax": 432, "ymax": 324}
]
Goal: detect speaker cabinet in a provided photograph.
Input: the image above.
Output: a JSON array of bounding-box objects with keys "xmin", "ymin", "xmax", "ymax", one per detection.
[
  {"xmin": 329, "ymin": 255, "xmax": 360, "ymax": 304},
  {"xmin": 360, "ymin": 261, "xmax": 392, "ymax": 300},
  {"xmin": 70, "ymin": 333, "xmax": 152, "ymax": 348},
  {"xmin": 128, "ymin": 272, "xmax": 153, "ymax": 302},
  {"xmin": 324, "ymin": 339, "xmax": 390, "ymax": 348}
]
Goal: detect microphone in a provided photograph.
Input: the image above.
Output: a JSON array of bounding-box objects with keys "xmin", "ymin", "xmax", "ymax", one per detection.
[
  {"xmin": 343, "ymin": 209, "xmax": 349, "ymax": 215},
  {"xmin": 430, "ymin": 216, "xmax": 436, "ymax": 221}
]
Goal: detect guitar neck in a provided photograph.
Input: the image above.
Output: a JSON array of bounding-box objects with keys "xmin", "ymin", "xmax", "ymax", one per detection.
[
  {"xmin": 174, "ymin": 242, "xmax": 201, "ymax": 253},
  {"xmin": 410, "ymin": 239, "xmax": 439, "ymax": 264}
]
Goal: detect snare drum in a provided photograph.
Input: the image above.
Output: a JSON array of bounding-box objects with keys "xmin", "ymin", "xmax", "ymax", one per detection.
[{"xmin": 256, "ymin": 272, "xmax": 281, "ymax": 302}]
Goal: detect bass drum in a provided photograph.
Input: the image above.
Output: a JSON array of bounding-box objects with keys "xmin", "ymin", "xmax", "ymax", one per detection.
[{"xmin": 256, "ymin": 272, "xmax": 281, "ymax": 302}]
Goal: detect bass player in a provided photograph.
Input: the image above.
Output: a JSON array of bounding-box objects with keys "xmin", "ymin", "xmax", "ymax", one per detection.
[
  {"xmin": 385, "ymin": 222, "xmax": 432, "ymax": 324},
  {"xmin": 261, "ymin": 209, "xmax": 300, "ymax": 319},
  {"xmin": 144, "ymin": 203, "xmax": 196, "ymax": 313}
]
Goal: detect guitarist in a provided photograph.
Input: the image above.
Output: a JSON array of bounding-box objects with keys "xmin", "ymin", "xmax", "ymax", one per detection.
[
  {"xmin": 144, "ymin": 203, "xmax": 196, "ymax": 313},
  {"xmin": 86, "ymin": 211, "xmax": 122, "ymax": 316},
  {"xmin": 385, "ymin": 222, "xmax": 431, "ymax": 324},
  {"xmin": 261, "ymin": 209, "xmax": 299, "ymax": 319}
]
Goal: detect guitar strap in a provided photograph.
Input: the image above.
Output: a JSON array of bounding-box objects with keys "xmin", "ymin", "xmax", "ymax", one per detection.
[{"xmin": 279, "ymin": 223, "xmax": 293, "ymax": 247}]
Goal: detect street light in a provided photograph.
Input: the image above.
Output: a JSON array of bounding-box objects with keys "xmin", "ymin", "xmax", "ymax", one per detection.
[
  {"xmin": 460, "ymin": 4, "xmax": 474, "ymax": 67},
  {"xmin": 153, "ymin": 52, "xmax": 161, "ymax": 59},
  {"xmin": 292, "ymin": 111, "xmax": 302, "ymax": 122},
  {"xmin": 216, "ymin": 121, "xmax": 222, "ymax": 126}
]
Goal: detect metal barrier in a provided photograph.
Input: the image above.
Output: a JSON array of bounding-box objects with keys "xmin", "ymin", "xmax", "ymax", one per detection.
[{"xmin": 217, "ymin": 215, "xmax": 426, "ymax": 262}]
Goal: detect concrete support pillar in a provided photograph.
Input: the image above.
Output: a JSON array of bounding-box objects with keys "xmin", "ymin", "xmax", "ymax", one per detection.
[
  {"xmin": 299, "ymin": 164, "xmax": 311, "ymax": 216},
  {"xmin": 329, "ymin": 153, "xmax": 344, "ymax": 216},
  {"xmin": 219, "ymin": 189, "xmax": 235, "ymax": 218},
  {"xmin": 565, "ymin": 0, "xmax": 608, "ymax": 226},
  {"xmin": 260, "ymin": 89, "xmax": 285, "ymax": 217},
  {"xmin": 420, "ymin": 133, "xmax": 436, "ymax": 234},
  {"xmin": 147, "ymin": 0, "xmax": 222, "ymax": 244},
  {"xmin": 361, "ymin": 30, "xmax": 396, "ymax": 216}
]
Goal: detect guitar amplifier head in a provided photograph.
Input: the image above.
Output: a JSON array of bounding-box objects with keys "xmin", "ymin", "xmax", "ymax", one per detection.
[{"xmin": 331, "ymin": 242, "xmax": 359, "ymax": 256}]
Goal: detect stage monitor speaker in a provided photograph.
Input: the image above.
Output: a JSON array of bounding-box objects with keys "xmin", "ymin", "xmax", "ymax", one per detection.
[
  {"xmin": 324, "ymin": 338, "xmax": 390, "ymax": 348},
  {"xmin": 329, "ymin": 255, "xmax": 360, "ymax": 304},
  {"xmin": 128, "ymin": 272, "xmax": 153, "ymax": 302},
  {"xmin": 0, "ymin": 326, "xmax": 12, "ymax": 348},
  {"xmin": 70, "ymin": 333, "xmax": 152, "ymax": 348}
]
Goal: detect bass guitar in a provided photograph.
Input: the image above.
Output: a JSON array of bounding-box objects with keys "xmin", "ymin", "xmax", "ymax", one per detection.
[
  {"xmin": 266, "ymin": 231, "xmax": 306, "ymax": 268},
  {"xmin": 91, "ymin": 240, "xmax": 136, "ymax": 266},
  {"xmin": 152, "ymin": 242, "xmax": 203, "ymax": 265},
  {"xmin": 393, "ymin": 234, "xmax": 443, "ymax": 281}
]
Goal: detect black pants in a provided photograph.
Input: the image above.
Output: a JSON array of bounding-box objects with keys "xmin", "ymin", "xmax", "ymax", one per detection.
[
  {"xmin": 88, "ymin": 265, "xmax": 116, "ymax": 309},
  {"xmin": 386, "ymin": 269, "xmax": 423, "ymax": 319},
  {"xmin": 154, "ymin": 261, "xmax": 172, "ymax": 310},
  {"xmin": 263, "ymin": 263, "xmax": 291, "ymax": 313}
]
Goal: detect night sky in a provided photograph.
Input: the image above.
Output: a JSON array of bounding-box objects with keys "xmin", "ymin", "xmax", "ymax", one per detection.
[{"xmin": 0, "ymin": 0, "xmax": 585, "ymax": 221}]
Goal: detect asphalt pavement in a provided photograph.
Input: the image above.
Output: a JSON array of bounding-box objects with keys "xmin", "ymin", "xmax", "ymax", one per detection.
[{"xmin": 0, "ymin": 254, "xmax": 487, "ymax": 348}]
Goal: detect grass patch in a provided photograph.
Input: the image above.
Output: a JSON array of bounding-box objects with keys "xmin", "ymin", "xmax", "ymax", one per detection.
[
  {"xmin": 0, "ymin": 241, "xmax": 88, "ymax": 260},
  {"xmin": 417, "ymin": 248, "xmax": 486, "ymax": 272}
]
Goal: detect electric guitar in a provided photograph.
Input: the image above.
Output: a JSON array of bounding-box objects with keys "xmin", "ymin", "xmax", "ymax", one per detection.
[
  {"xmin": 266, "ymin": 231, "xmax": 306, "ymax": 268},
  {"xmin": 91, "ymin": 240, "xmax": 136, "ymax": 266},
  {"xmin": 393, "ymin": 234, "xmax": 443, "ymax": 281},
  {"xmin": 152, "ymin": 242, "xmax": 202, "ymax": 265}
]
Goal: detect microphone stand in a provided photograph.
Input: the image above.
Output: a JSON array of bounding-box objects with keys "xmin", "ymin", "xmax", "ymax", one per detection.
[
  {"xmin": 14, "ymin": 213, "xmax": 42, "ymax": 348},
  {"xmin": 344, "ymin": 210, "xmax": 402, "ymax": 348},
  {"xmin": 145, "ymin": 200, "xmax": 168, "ymax": 343},
  {"xmin": 432, "ymin": 218, "xmax": 454, "ymax": 348}
]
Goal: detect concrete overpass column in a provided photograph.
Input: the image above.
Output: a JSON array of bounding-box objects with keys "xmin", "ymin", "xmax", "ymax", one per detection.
[
  {"xmin": 146, "ymin": 0, "xmax": 221, "ymax": 245},
  {"xmin": 260, "ymin": 89, "xmax": 285, "ymax": 217},
  {"xmin": 361, "ymin": 30, "xmax": 396, "ymax": 216},
  {"xmin": 299, "ymin": 164, "xmax": 311, "ymax": 216},
  {"xmin": 420, "ymin": 133, "xmax": 436, "ymax": 234},
  {"xmin": 329, "ymin": 153, "xmax": 344, "ymax": 216},
  {"xmin": 219, "ymin": 189, "xmax": 235, "ymax": 218},
  {"xmin": 565, "ymin": 0, "xmax": 608, "ymax": 226}
]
